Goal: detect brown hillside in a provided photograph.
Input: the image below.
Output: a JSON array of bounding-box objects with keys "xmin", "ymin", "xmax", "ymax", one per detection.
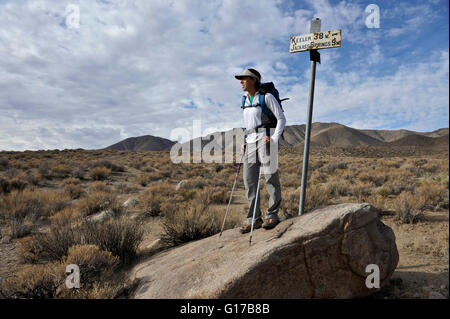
[
  {"xmin": 105, "ymin": 135, "xmax": 175, "ymax": 151},
  {"xmin": 383, "ymin": 134, "xmax": 449, "ymax": 150},
  {"xmin": 310, "ymin": 124, "xmax": 381, "ymax": 147}
]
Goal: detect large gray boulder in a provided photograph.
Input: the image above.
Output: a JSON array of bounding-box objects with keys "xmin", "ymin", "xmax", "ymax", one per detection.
[{"xmin": 131, "ymin": 203, "xmax": 399, "ymax": 298}]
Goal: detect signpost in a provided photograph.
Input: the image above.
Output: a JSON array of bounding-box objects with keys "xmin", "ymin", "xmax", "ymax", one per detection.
[
  {"xmin": 290, "ymin": 18, "xmax": 342, "ymax": 216},
  {"xmin": 290, "ymin": 30, "xmax": 342, "ymax": 52}
]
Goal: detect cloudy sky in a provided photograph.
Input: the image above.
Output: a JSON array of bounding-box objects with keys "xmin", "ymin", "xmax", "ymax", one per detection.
[{"xmin": 0, "ymin": 0, "xmax": 448, "ymax": 151}]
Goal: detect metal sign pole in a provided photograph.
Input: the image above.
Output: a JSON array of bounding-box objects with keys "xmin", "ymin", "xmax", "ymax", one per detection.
[
  {"xmin": 299, "ymin": 18, "xmax": 321, "ymax": 216},
  {"xmin": 289, "ymin": 18, "xmax": 341, "ymax": 215}
]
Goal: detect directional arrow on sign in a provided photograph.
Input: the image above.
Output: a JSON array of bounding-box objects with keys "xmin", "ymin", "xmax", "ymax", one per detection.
[{"xmin": 289, "ymin": 30, "xmax": 342, "ymax": 53}]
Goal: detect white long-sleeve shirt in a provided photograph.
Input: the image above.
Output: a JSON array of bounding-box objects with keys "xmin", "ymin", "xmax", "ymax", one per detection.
[{"xmin": 242, "ymin": 92, "xmax": 286, "ymax": 144}]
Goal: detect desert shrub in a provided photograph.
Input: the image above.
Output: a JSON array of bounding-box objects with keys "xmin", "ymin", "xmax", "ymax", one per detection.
[
  {"xmin": 437, "ymin": 173, "xmax": 449, "ymax": 188},
  {"xmin": 422, "ymin": 164, "xmax": 440, "ymax": 174},
  {"xmin": 322, "ymin": 162, "xmax": 347, "ymax": 174},
  {"xmin": 136, "ymin": 173, "xmax": 149, "ymax": 187},
  {"xmin": 305, "ymin": 184, "xmax": 331, "ymax": 212},
  {"xmin": 280, "ymin": 188, "xmax": 300, "ymax": 219},
  {"xmin": 358, "ymin": 171, "xmax": 388, "ymax": 187},
  {"xmin": 311, "ymin": 172, "xmax": 328, "ymax": 183},
  {"xmin": 89, "ymin": 167, "xmax": 111, "ymax": 181},
  {"xmin": 416, "ymin": 182, "xmax": 448, "ymax": 210},
  {"xmin": 90, "ymin": 160, "xmax": 125, "ymax": 172},
  {"xmin": 79, "ymin": 217, "xmax": 144, "ymax": 265},
  {"xmin": 75, "ymin": 191, "xmax": 116, "ymax": 217},
  {"xmin": 38, "ymin": 165, "xmax": 52, "ymax": 179},
  {"xmin": 0, "ymin": 263, "xmax": 65, "ymax": 299},
  {"xmin": 0, "ymin": 174, "xmax": 29, "ymax": 194},
  {"xmin": 8, "ymin": 217, "xmax": 33, "ymax": 239},
  {"xmin": 25, "ymin": 170, "xmax": 42, "ymax": 186},
  {"xmin": 0, "ymin": 189, "xmax": 71, "ymax": 221},
  {"xmin": 18, "ymin": 236, "xmax": 44, "ymax": 264},
  {"xmin": 136, "ymin": 172, "xmax": 165, "ymax": 186},
  {"xmin": 281, "ymin": 184, "xmax": 330, "ymax": 216},
  {"xmin": 138, "ymin": 183, "xmax": 177, "ymax": 216},
  {"xmin": 8, "ymin": 175, "xmax": 28, "ymax": 192},
  {"xmin": 350, "ymin": 183, "xmax": 372, "ymax": 200},
  {"xmin": 161, "ymin": 201, "xmax": 222, "ymax": 246},
  {"xmin": 19, "ymin": 216, "xmax": 144, "ymax": 265},
  {"xmin": 64, "ymin": 184, "xmax": 85, "ymax": 199},
  {"xmin": 0, "ymin": 157, "xmax": 9, "ymax": 170},
  {"xmin": 88, "ymin": 181, "xmax": 112, "ymax": 193},
  {"xmin": 20, "ymin": 217, "xmax": 82, "ymax": 262},
  {"xmin": 64, "ymin": 177, "xmax": 80, "ymax": 185},
  {"xmin": 285, "ymin": 174, "xmax": 301, "ymax": 188},
  {"xmin": 377, "ymin": 186, "xmax": 393, "ymax": 197},
  {"xmin": 393, "ymin": 192, "xmax": 425, "ymax": 224},
  {"xmin": 0, "ymin": 176, "xmax": 10, "ymax": 194},
  {"xmin": 207, "ymin": 187, "xmax": 229, "ymax": 204},
  {"xmin": 325, "ymin": 181, "xmax": 351, "ymax": 197},
  {"xmin": 63, "ymin": 245, "xmax": 119, "ymax": 284},
  {"xmin": 116, "ymin": 182, "xmax": 139, "ymax": 194},
  {"xmin": 50, "ymin": 164, "xmax": 71, "ymax": 178},
  {"xmin": 4, "ymin": 168, "xmax": 19, "ymax": 179},
  {"xmin": 73, "ymin": 166, "xmax": 86, "ymax": 180},
  {"xmin": 160, "ymin": 169, "xmax": 171, "ymax": 178},
  {"xmin": 414, "ymin": 159, "xmax": 427, "ymax": 167}
]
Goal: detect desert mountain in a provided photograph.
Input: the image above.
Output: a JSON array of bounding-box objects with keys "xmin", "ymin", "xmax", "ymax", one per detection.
[
  {"xmin": 384, "ymin": 134, "xmax": 449, "ymax": 150},
  {"xmin": 105, "ymin": 135, "xmax": 176, "ymax": 151},
  {"xmin": 360, "ymin": 127, "xmax": 449, "ymax": 142},
  {"xmin": 104, "ymin": 123, "xmax": 448, "ymax": 151}
]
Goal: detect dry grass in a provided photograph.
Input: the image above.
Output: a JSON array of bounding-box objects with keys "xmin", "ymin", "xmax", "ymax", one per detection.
[
  {"xmin": 161, "ymin": 200, "xmax": 240, "ymax": 246},
  {"xmin": 0, "ymin": 148, "xmax": 447, "ymax": 299},
  {"xmin": 18, "ymin": 214, "xmax": 144, "ymax": 266},
  {"xmin": 393, "ymin": 192, "xmax": 426, "ymax": 224},
  {"xmin": 0, "ymin": 244, "xmax": 124, "ymax": 299}
]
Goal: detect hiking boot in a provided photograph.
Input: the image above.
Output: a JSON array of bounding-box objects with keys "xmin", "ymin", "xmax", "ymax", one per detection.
[
  {"xmin": 262, "ymin": 218, "xmax": 280, "ymax": 230},
  {"xmin": 239, "ymin": 219, "xmax": 263, "ymax": 234}
]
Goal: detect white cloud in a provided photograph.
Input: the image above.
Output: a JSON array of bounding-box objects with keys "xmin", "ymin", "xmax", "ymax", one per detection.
[
  {"xmin": 284, "ymin": 49, "xmax": 449, "ymax": 131},
  {"xmin": 0, "ymin": 0, "xmax": 448, "ymax": 151}
]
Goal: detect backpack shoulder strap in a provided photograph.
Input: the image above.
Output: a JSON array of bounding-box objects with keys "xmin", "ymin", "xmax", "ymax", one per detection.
[
  {"xmin": 241, "ymin": 96, "xmax": 247, "ymax": 109},
  {"xmin": 258, "ymin": 93, "xmax": 271, "ymax": 116}
]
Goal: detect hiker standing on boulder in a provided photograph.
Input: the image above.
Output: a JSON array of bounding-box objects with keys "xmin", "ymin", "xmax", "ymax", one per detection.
[{"xmin": 234, "ymin": 68, "xmax": 286, "ymax": 233}]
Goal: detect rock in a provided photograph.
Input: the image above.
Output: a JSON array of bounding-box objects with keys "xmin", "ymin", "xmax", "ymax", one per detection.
[
  {"xmin": 131, "ymin": 203, "xmax": 399, "ymax": 299},
  {"xmin": 429, "ymin": 292, "xmax": 447, "ymax": 299},
  {"xmin": 422, "ymin": 287, "xmax": 447, "ymax": 299},
  {"xmin": 175, "ymin": 180, "xmax": 188, "ymax": 191},
  {"xmin": 146, "ymin": 239, "xmax": 165, "ymax": 252},
  {"xmin": 86, "ymin": 210, "xmax": 116, "ymax": 222},
  {"xmin": 123, "ymin": 197, "xmax": 138, "ymax": 208}
]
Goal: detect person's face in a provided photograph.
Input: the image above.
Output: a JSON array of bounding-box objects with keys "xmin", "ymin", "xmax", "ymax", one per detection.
[{"xmin": 240, "ymin": 76, "xmax": 257, "ymax": 92}]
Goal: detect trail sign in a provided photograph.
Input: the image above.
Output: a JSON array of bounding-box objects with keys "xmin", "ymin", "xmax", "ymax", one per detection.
[
  {"xmin": 290, "ymin": 18, "xmax": 342, "ymax": 216},
  {"xmin": 289, "ymin": 30, "xmax": 342, "ymax": 53}
]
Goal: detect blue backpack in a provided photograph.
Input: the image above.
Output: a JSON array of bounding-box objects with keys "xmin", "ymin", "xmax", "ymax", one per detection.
[{"xmin": 241, "ymin": 82, "xmax": 288, "ymax": 139}]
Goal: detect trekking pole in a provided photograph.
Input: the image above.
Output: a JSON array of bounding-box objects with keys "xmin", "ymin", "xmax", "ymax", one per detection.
[
  {"xmin": 219, "ymin": 146, "xmax": 246, "ymax": 237},
  {"xmin": 249, "ymin": 143, "xmax": 265, "ymax": 245}
]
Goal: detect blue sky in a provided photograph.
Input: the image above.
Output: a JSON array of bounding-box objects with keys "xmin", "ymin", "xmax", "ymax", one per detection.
[{"xmin": 0, "ymin": 0, "xmax": 448, "ymax": 150}]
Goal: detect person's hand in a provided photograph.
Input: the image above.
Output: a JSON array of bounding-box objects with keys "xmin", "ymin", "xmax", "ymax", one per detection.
[
  {"xmin": 240, "ymin": 144, "xmax": 246, "ymax": 154},
  {"xmin": 261, "ymin": 136, "xmax": 271, "ymax": 145}
]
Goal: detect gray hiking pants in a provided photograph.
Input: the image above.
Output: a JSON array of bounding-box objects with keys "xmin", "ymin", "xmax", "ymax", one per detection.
[{"xmin": 243, "ymin": 141, "xmax": 282, "ymax": 224}]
